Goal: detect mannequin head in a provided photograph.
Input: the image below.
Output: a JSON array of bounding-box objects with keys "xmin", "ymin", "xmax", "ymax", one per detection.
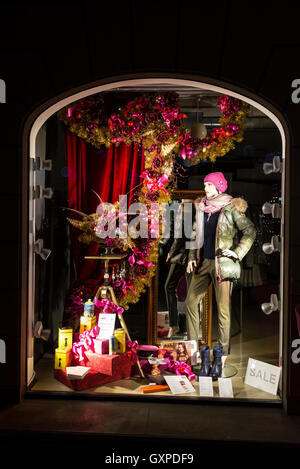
[
  {"xmin": 204, "ymin": 181, "xmax": 219, "ymax": 198},
  {"xmin": 204, "ymin": 172, "xmax": 228, "ymax": 196}
]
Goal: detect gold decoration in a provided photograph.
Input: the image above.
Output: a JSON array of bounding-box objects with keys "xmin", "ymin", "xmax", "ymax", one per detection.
[
  {"xmin": 190, "ymin": 102, "xmax": 251, "ymax": 164},
  {"xmin": 58, "ymin": 94, "xmax": 250, "ymax": 309}
]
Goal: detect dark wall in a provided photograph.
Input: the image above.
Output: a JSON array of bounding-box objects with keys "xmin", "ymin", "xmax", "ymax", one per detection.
[{"xmin": 0, "ymin": 1, "xmax": 300, "ymax": 412}]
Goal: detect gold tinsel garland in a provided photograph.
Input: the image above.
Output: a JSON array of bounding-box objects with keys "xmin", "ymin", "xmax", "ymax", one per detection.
[
  {"xmin": 59, "ymin": 94, "xmax": 250, "ymax": 309},
  {"xmin": 189, "ymin": 102, "xmax": 251, "ymax": 164}
]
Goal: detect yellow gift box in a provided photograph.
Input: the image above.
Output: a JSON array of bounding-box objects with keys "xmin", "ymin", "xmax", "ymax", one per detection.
[
  {"xmin": 55, "ymin": 348, "xmax": 71, "ymax": 370},
  {"xmin": 58, "ymin": 328, "xmax": 73, "ymax": 350},
  {"xmin": 114, "ymin": 328, "xmax": 126, "ymax": 353},
  {"xmin": 80, "ymin": 315, "xmax": 97, "ymax": 334}
]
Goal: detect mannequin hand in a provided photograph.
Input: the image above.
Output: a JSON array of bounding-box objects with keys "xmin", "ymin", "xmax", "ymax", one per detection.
[
  {"xmin": 187, "ymin": 260, "xmax": 197, "ymax": 273},
  {"xmin": 222, "ymin": 249, "xmax": 239, "ymax": 260}
]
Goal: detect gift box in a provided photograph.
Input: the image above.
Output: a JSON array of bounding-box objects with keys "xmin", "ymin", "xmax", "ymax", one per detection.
[
  {"xmin": 92, "ymin": 338, "xmax": 109, "ymax": 355},
  {"xmin": 114, "ymin": 328, "xmax": 126, "ymax": 353},
  {"xmin": 54, "ymin": 352, "xmax": 134, "ymax": 391},
  {"xmin": 54, "ymin": 367, "xmax": 131, "ymax": 391},
  {"xmin": 79, "ymin": 315, "xmax": 97, "ymax": 334},
  {"xmin": 55, "ymin": 348, "xmax": 71, "ymax": 370},
  {"xmin": 58, "ymin": 328, "xmax": 73, "ymax": 350},
  {"xmin": 81, "ymin": 350, "xmax": 133, "ymax": 376}
]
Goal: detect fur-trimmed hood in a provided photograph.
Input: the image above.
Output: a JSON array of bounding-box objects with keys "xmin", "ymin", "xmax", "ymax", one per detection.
[{"xmin": 230, "ymin": 197, "xmax": 248, "ymax": 213}]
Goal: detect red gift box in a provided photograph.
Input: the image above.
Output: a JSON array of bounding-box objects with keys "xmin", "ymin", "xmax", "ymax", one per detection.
[
  {"xmin": 54, "ymin": 368, "xmax": 125, "ymax": 391},
  {"xmin": 82, "ymin": 351, "xmax": 132, "ymax": 376},
  {"xmin": 54, "ymin": 351, "xmax": 135, "ymax": 391}
]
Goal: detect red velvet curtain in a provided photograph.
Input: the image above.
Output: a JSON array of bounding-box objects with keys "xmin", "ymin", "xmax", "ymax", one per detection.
[{"xmin": 65, "ymin": 129, "xmax": 145, "ymax": 283}]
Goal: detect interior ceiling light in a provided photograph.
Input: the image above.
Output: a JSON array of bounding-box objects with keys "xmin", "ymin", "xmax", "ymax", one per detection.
[{"xmin": 191, "ymin": 97, "xmax": 207, "ymax": 140}]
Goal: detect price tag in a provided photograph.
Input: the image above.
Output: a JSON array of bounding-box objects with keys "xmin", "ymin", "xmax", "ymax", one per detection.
[
  {"xmin": 218, "ymin": 378, "xmax": 234, "ymax": 398},
  {"xmin": 199, "ymin": 376, "xmax": 214, "ymax": 397},
  {"xmin": 164, "ymin": 375, "xmax": 196, "ymax": 395}
]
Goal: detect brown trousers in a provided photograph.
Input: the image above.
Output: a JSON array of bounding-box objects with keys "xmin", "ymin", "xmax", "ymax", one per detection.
[{"xmin": 185, "ymin": 258, "xmax": 232, "ymax": 354}]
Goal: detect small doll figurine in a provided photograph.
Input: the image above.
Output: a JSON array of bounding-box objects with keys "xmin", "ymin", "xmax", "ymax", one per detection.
[{"xmin": 151, "ymin": 363, "xmax": 161, "ymax": 376}]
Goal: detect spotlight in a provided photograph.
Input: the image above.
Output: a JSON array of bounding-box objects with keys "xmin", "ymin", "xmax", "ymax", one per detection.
[
  {"xmin": 262, "ymin": 202, "xmax": 281, "ymax": 218},
  {"xmin": 191, "ymin": 98, "xmax": 207, "ymax": 139},
  {"xmin": 261, "ymin": 294, "xmax": 280, "ymax": 315},
  {"xmin": 32, "ymin": 185, "xmax": 53, "ymax": 199},
  {"xmin": 34, "ymin": 239, "xmax": 51, "ymax": 260},
  {"xmin": 263, "ymin": 154, "xmax": 282, "ymax": 175},
  {"xmin": 33, "ymin": 321, "xmax": 51, "ymax": 341},
  {"xmin": 262, "ymin": 235, "xmax": 281, "ymax": 254},
  {"xmin": 32, "ymin": 158, "xmax": 52, "ymax": 171}
]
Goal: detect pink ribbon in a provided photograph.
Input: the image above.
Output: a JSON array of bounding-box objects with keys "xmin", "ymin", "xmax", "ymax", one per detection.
[
  {"xmin": 128, "ymin": 251, "xmax": 140, "ymax": 266},
  {"xmin": 113, "ymin": 278, "xmax": 137, "ymax": 296},
  {"xmin": 156, "ymin": 174, "xmax": 169, "ymax": 193},
  {"xmin": 136, "ymin": 258, "xmax": 154, "ymax": 268},
  {"xmin": 71, "ymin": 326, "xmax": 99, "ymax": 363},
  {"xmin": 164, "ymin": 357, "xmax": 195, "ymax": 381},
  {"xmin": 141, "ymin": 172, "xmax": 169, "ymax": 195},
  {"xmin": 121, "ymin": 278, "xmax": 137, "ymax": 296},
  {"xmin": 128, "ymin": 249, "xmax": 154, "ymax": 269},
  {"xmin": 94, "ymin": 297, "xmax": 124, "ymax": 315}
]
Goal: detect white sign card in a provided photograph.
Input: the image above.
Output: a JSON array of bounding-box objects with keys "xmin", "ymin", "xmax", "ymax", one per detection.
[
  {"xmin": 199, "ymin": 376, "xmax": 214, "ymax": 397},
  {"xmin": 66, "ymin": 366, "xmax": 91, "ymax": 380},
  {"xmin": 218, "ymin": 378, "xmax": 234, "ymax": 398},
  {"xmin": 97, "ymin": 313, "xmax": 116, "ymax": 339},
  {"xmin": 164, "ymin": 375, "xmax": 196, "ymax": 395},
  {"xmin": 244, "ymin": 358, "xmax": 281, "ymax": 396}
]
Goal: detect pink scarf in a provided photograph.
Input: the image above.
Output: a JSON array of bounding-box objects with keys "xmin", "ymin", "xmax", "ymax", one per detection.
[
  {"xmin": 195, "ymin": 193, "xmax": 232, "ymax": 250},
  {"xmin": 198, "ymin": 193, "xmax": 232, "ymax": 215}
]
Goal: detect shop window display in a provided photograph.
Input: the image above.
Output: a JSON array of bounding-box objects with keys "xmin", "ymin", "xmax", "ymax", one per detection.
[{"xmin": 28, "ymin": 84, "xmax": 283, "ymax": 402}]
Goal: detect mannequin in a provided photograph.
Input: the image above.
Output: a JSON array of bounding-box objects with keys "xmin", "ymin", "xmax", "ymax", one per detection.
[
  {"xmin": 165, "ymin": 199, "xmax": 194, "ymax": 338},
  {"xmin": 184, "ymin": 172, "xmax": 256, "ymax": 378}
]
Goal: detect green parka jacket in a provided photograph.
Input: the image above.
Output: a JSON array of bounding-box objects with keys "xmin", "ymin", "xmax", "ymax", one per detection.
[{"xmin": 188, "ymin": 197, "xmax": 256, "ymax": 282}]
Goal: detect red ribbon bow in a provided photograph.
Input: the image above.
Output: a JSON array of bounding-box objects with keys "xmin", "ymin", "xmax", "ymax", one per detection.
[{"xmin": 126, "ymin": 340, "xmax": 139, "ymax": 364}]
